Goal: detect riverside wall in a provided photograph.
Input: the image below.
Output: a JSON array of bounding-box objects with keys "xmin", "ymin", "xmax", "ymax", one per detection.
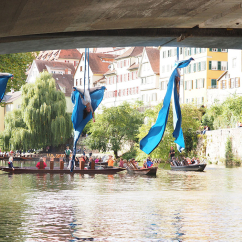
[{"xmin": 205, "ymin": 128, "xmax": 242, "ymax": 162}]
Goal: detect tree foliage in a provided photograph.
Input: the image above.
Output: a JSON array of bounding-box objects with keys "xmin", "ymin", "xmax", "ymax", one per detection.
[
  {"xmin": 202, "ymin": 95, "xmax": 242, "ymax": 129},
  {"xmin": 85, "ymin": 101, "xmax": 144, "ymax": 157},
  {"xmin": 137, "ymin": 103, "xmax": 202, "ymax": 160},
  {"xmin": 0, "ymin": 72, "xmax": 73, "ymax": 151},
  {"xmin": 0, "ymin": 52, "xmax": 35, "ymax": 92}
]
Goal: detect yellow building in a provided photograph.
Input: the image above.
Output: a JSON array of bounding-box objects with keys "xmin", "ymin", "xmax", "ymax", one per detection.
[
  {"xmin": 0, "ymin": 91, "xmax": 22, "ymax": 131},
  {"xmin": 183, "ymin": 48, "xmax": 228, "ymax": 106}
]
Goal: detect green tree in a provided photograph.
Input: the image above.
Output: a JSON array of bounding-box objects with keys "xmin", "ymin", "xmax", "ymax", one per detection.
[
  {"xmin": 0, "ymin": 52, "xmax": 35, "ymax": 92},
  {"xmin": 0, "ymin": 72, "xmax": 73, "ymax": 151},
  {"xmin": 137, "ymin": 103, "xmax": 202, "ymax": 160},
  {"xmin": 203, "ymin": 95, "xmax": 242, "ymax": 129},
  {"xmin": 85, "ymin": 101, "xmax": 144, "ymax": 158}
]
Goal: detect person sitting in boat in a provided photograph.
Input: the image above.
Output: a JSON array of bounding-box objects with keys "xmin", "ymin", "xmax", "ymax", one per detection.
[
  {"xmin": 119, "ymin": 157, "xmax": 124, "ymax": 168},
  {"xmin": 8, "ymin": 156, "xmax": 14, "ymax": 170},
  {"xmin": 196, "ymin": 158, "xmax": 200, "ymax": 164},
  {"xmin": 182, "ymin": 157, "xmax": 189, "ymax": 166},
  {"xmin": 132, "ymin": 158, "xmax": 139, "ymax": 168},
  {"xmin": 75, "ymin": 156, "xmax": 79, "ymax": 167},
  {"xmin": 146, "ymin": 157, "xmax": 153, "ymax": 168},
  {"xmin": 123, "ymin": 159, "xmax": 128, "ymax": 168},
  {"xmin": 107, "ymin": 155, "xmax": 115, "ymax": 168},
  {"xmin": 191, "ymin": 157, "xmax": 196, "ymax": 165},
  {"xmin": 36, "ymin": 158, "xmax": 47, "ymax": 169},
  {"xmin": 95, "ymin": 157, "xmax": 100, "ymax": 163},
  {"xmin": 88, "ymin": 158, "xmax": 94, "ymax": 169}
]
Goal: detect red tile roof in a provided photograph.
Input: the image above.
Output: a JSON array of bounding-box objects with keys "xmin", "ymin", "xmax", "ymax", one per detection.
[
  {"xmin": 58, "ymin": 49, "xmax": 82, "ymax": 59},
  {"xmin": 145, "ymin": 48, "xmax": 160, "ymax": 75},
  {"xmin": 89, "ymin": 53, "xmax": 114, "ymax": 74},
  {"xmin": 35, "ymin": 60, "xmax": 75, "ymax": 74},
  {"xmin": 128, "ymin": 63, "xmax": 139, "ymax": 70},
  {"xmin": 104, "ymin": 69, "xmax": 116, "ymax": 75},
  {"xmin": 115, "ymin": 47, "xmax": 144, "ymax": 60}
]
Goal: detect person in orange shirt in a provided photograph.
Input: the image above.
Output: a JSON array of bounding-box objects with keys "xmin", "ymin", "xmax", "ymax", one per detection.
[{"xmin": 107, "ymin": 155, "xmax": 115, "ymax": 168}]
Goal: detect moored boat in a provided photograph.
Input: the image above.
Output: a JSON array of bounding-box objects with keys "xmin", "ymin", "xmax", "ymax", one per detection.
[
  {"xmin": 0, "ymin": 166, "xmax": 126, "ymax": 175},
  {"xmin": 170, "ymin": 163, "xmax": 206, "ymax": 172},
  {"xmin": 127, "ymin": 166, "xmax": 158, "ymax": 175}
]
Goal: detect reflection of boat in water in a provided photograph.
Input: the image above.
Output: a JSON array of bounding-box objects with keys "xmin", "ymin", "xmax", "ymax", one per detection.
[
  {"xmin": 127, "ymin": 166, "xmax": 158, "ymax": 175},
  {"xmin": 0, "ymin": 167, "xmax": 125, "ymax": 175},
  {"xmin": 170, "ymin": 164, "xmax": 206, "ymax": 172}
]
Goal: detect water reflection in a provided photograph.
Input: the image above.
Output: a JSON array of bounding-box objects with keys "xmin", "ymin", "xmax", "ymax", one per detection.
[{"xmin": 1, "ymin": 162, "xmax": 242, "ymax": 241}]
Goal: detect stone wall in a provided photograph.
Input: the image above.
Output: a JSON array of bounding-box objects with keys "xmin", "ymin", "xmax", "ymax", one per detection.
[{"xmin": 205, "ymin": 128, "xmax": 242, "ymax": 162}]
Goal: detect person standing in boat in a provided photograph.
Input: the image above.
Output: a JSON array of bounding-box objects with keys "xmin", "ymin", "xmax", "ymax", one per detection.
[
  {"xmin": 107, "ymin": 155, "xmax": 115, "ymax": 168},
  {"xmin": 8, "ymin": 156, "xmax": 14, "ymax": 170},
  {"xmin": 64, "ymin": 146, "xmax": 72, "ymax": 165},
  {"xmin": 169, "ymin": 146, "xmax": 175, "ymax": 161}
]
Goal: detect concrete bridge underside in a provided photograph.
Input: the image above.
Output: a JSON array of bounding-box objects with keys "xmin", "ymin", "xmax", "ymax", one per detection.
[{"xmin": 1, "ymin": 0, "xmax": 242, "ymax": 54}]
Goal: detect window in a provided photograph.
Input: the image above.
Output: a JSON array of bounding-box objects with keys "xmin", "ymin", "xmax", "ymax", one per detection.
[
  {"xmin": 211, "ymin": 79, "xmax": 217, "ymax": 88},
  {"xmin": 180, "ymin": 48, "xmax": 183, "ymax": 55},
  {"xmin": 80, "ymin": 66, "xmax": 82, "ymax": 71},
  {"xmin": 230, "ymin": 78, "xmax": 235, "ymax": 88},
  {"xmin": 209, "ymin": 61, "xmax": 218, "ymax": 70},
  {"xmin": 197, "ymin": 62, "xmax": 201, "ymax": 71},
  {"xmin": 152, "ymin": 93, "xmax": 157, "ymax": 101},
  {"xmin": 185, "ymin": 81, "xmax": 187, "ymax": 90},
  {"xmin": 201, "ymin": 61, "xmax": 206, "ymax": 71},
  {"xmin": 221, "ymin": 62, "xmax": 227, "ymax": 71},
  {"xmin": 221, "ymin": 49, "xmax": 227, "ymax": 52},
  {"xmin": 141, "ymin": 78, "xmax": 146, "ymax": 84},
  {"xmin": 236, "ymin": 77, "xmax": 240, "ymax": 88},
  {"xmin": 222, "ymin": 80, "xmax": 226, "ymax": 89},
  {"xmin": 193, "ymin": 63, "xmax": 196, "ymax": 72},
  {"xmin": 232, "ymin": 58, "xmax": 237, "ymax": 68},
  {"xmin": 163, "ymin": 51, "xmax": 166, "ymax": 58},
  {"xmin": 80, "ymin": 78, "xmax": 82, "ymax": 86},
  {"xmin": 75, "ymin": 79, "xmax": 78, "ymax": 86}
]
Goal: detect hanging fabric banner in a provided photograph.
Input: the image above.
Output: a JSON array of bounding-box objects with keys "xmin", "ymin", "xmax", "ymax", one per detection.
[
  {"xmin": 0, "ymin": 73, "xmax": 13, "ymax": 102},
  {"xmin": 140, "ymin": 58, "xmax": 193, "ymax": 155},
  {"xmin": 70, "ymin": 86, "xmax": 106, "ymax": 171}
]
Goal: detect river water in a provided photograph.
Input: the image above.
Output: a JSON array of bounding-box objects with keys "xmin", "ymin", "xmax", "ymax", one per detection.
[{"xmin": 0, "ymin": 161, "xmax": 242, "ymax": 241}]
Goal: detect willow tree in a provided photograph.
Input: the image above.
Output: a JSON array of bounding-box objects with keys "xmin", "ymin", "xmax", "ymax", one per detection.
[{"xmin": 0, "ymin": 72, "xmax": 73, "ymax": 151}]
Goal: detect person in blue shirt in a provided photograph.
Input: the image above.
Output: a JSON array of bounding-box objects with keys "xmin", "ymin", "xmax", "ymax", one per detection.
[{"xmin": 146, "ymin": 157, "xmax": 153, "ymax": 168}]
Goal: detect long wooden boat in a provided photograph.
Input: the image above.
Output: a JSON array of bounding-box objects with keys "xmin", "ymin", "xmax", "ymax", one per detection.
[
  {"xmin": 0, "ymin": 166, "xmax": 126, "ymax": 175},
  {"xmin": 127, "ymin": 166, "xmax": 158, "ymax": 175},
  {"xmin": 170, "ymin": 164, "xmax": 206, "ymax": 172},
  {"xmin": 0, "ymin": 156, "xmax": 39, "ymax": 161}
]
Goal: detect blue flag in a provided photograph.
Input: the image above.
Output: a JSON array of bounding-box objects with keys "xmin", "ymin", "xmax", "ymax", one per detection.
[
  {"xmin": 0, "ymin": 73, "xmax": 13, "ymax": 102},
  {"xmin": 70, "ymin": 86, "xmax": 106, "ymax": 171},
  {"xmin": 140, "ymin": 58, "xmax": 193, "ymax": 155}
]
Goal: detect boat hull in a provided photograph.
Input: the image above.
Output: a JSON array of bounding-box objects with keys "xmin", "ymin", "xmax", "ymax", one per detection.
[
  {"xmin": 127, "ymin": 167, "xmax": 158, "ymax": 175},
  {"xmin": 0, "ymin": 167, "xmax": 126, "ymax": 175},
  {"xmin": 170, "ymin": 164, "xmax": 206, "ymax": 171}
]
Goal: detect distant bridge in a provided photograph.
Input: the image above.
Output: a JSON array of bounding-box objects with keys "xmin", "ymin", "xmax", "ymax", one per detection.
[{"xmin": 1, "ymin": 0, "xmax": 242, "ymax": 53}]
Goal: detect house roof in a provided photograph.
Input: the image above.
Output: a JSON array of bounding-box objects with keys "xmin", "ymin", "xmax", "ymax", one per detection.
[
  {"xmin": 145, "ymin": 47, "xmax": 160, "ymax": 75},
  {"xmin": 58, "ymin": 49, "xmax": 82, "ymax": 59},
  {"xmin": 37, "ymin": 49, "xmax": 81, "ymax": 61},
  {"xmin": 127, "ymin": 63, "xmax": 139, "ymax": 70},
  {"xmin": 35, "ymin": 60, "xmax": 75, "ymax": 74},
  {"xmin": 88, "ymin": 53, "xmax": 115, "ymax": 74},
  {"xmin": 3, "ymin": 91, "xmax": 22, "ymax": 103},
  {"xmin": 104, "ymin": 69, "xmax": 116, "ymax": 75},
  {"xmin": 93, "ymin": 76, "xmax": 106, "ymax": 84},
  {"xmin": 52, "ymin": 74, "xmax": 73, "ymax": 97},
  {"xmin": 115, "ymin": 47, "xmax": 144, "ymax": 60}
]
